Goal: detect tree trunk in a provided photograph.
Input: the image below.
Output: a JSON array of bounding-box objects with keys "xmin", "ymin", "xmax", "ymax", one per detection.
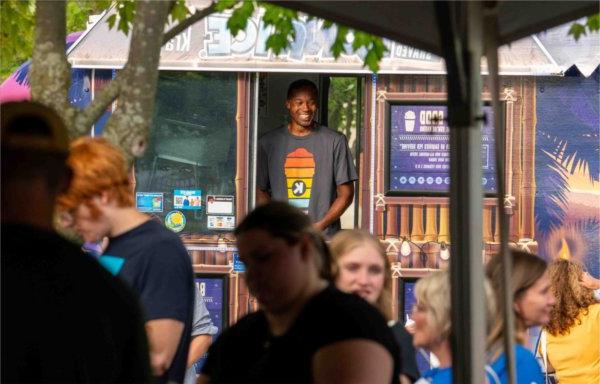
[
  {"xmin": 102, "ymin": 0, "xmax": 174, "ymax": 164},
  {"xmin": 30, "ymin": 0, "xmax": 75, "ymax": 134}
]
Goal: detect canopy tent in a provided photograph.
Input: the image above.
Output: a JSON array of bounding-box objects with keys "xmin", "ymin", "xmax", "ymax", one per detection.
[
  {"xmin": 268, "ymin": 1, "xmax": 598, "ymax": 384},
  {"xmin": 66, "ymin": 1, "xmax": 599, "ymax": 76}
]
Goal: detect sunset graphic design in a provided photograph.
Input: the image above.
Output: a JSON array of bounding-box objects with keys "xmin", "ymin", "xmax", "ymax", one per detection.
[
  {"xmin": 539, "ymin": 141, "xmax": 599, "ymax": 265},
  {"xmin": 534, "ymin": 76, "xmax": 599, "ymax": 277},
  {"xmin": 284, "ymin": 148, "xmax": 315, "ymax": 213}
]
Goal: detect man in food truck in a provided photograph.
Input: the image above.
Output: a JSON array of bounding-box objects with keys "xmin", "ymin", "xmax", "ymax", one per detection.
[{"xmin": 257, "ymin": 79, "xmax": 358, "ymax": 237}]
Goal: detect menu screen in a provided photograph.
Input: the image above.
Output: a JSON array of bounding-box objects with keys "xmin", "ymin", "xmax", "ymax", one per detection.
[{"xmin": 388, "ymin": 104, "xmax": 497, "ymax": 194}]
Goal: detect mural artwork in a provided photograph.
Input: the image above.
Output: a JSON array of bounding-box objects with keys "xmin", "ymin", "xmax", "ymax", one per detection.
[{"xmin": 535, "ymin": 73, "xmax": 600, "ymax": 277}]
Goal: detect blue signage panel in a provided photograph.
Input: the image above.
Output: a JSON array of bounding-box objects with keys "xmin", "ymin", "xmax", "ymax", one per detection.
[
  {"xmin": 192, "ymin": 276, "xmax": 226, "ymax": 373},
  {"xmin": 389, "ymin": 104, "xmax": 497, "ymax": 193},
  {"xmin": 173, "ymin": 189, "xmax": 203, "ymax": 210},
  {"xmin": 136, "ymin": 192, "xmax": 164, "ymax": 212},
  {"xmin": 233, "ymin": 252, "xmax": 246, "ymax": 273}
]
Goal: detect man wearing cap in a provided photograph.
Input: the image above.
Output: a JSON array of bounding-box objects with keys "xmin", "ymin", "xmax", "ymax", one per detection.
[
  {"xmin": 57, "ymin": 137, "xmax": 194, "ymax": 384},
  {"xmin": 1, "ymin": 102, "xmax": 151, "ymax": 383}
]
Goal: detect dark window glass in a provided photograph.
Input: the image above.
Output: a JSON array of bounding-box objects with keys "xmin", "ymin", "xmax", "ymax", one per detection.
[{"xmin": 135, "ymin": 72, "xmax": 237, "ymax": 235}]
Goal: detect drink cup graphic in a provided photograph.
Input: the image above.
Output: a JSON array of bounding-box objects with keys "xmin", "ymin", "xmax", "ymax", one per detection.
[
  {"xmin": 284, "ymin": 148, "xmax": 315, "ymax": 214},
  {"xmin": 404, "ymin": 110, "xmax": 416, "ymax": 132}
]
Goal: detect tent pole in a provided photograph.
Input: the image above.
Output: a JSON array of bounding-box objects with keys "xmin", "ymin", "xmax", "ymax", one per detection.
[
  {"xmin": 436, "ymin": 2, "xmax": 486, "ymax": 382},
  {"xmin": 484, "ymin": 5, "xmax": 517, "ymax": 384}
]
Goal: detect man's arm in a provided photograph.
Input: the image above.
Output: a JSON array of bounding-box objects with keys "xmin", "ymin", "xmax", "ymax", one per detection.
[
  {"xmin": 314, "ymin": 182, "xmax": 354, "ymax": 231},
  {"xmin": 312, "ymin": 339, "xmax": 393, "ymax": 384},
  {"xmin": 146, "ymin": 319, "xmax": 185, "ymax": 377},
  {"xmin": 256, "ymin": 188, "xmax": 271, "ymax": 206},
  {"xmin": 187, "ymin": 334, "xmax": 213, "ymax": 368}
]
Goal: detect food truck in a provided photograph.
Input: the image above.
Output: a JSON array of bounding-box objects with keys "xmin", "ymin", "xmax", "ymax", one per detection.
[{"xmin": 59, "ymin": 3, "xmax": 600, "ymax": 333}]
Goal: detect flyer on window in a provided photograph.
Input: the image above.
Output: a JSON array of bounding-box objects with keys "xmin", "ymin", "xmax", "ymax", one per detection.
[
  {"xmin": 207, "ymin": 215, "xmax": 235, "ymax": 230},
  {"xmin": 206, "ymin": 195, "xmax": 234, "ymax": 215},
  {"xmin": 173, "ymin": 189, "xmax": 202, "ymax": 210}
]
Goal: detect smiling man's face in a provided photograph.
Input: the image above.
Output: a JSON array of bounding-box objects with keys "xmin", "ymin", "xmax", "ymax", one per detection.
[{"xmin": 286, "ymin": 86, "xmax": 318, "ymax": 131}]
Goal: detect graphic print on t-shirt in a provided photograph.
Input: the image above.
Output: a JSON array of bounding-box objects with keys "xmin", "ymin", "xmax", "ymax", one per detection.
[{"xmin": 283, "ymin": 148, "xmax": 315, "ymax": 213}]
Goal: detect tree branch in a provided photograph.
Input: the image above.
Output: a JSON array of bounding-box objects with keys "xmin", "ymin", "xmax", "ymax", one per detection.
[
  {"xmin": 162, "ymin": 2, "xmax": 217, "ymax": 44},
  {"xmin": 79, "ymin": 1, "xmax": 217, "ymax": 139},
  {"xmin": 72, "ymin": 69, "xmax": 127, "ymax": 137}
]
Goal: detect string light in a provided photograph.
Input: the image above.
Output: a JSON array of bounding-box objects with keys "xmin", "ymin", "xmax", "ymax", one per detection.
[
  {"xmin": 400, "ymin": 238, "xmax": 412, "ymax": 257},
  {"xmin": 440, "ymin": 242, "xmax": 450, "ymax": 260}
]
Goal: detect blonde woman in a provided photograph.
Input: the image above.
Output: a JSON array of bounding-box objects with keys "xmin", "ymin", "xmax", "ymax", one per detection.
[
  {"xmin": 543, "ymin": 259, "xmax": 599, "ymax": 383},
  {"xmin": 331, "ymin": 229, "xmax": 419, "ymax": 383}
]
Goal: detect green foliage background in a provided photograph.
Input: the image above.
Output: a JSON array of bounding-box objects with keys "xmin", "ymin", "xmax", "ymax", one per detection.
[{"xmin": 0, "ymin": 0, "xmax": 110, "ymax": 81}]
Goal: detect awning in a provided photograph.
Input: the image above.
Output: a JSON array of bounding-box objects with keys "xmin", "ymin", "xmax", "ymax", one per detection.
[{"xmin": 67, "ymin": 2, "xmax": 597, "ymax": 76}]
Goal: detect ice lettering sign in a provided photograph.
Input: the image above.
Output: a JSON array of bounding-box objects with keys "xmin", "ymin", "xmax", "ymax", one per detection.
[{"xmin": 388, "ymin": 104, "xmax": 497, "ymax": 194}]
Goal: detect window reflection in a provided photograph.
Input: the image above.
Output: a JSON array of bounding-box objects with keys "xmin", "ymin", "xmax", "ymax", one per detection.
[{"xmin": 135, "ymin": 72, "xmax": 237, "ymax": 235}]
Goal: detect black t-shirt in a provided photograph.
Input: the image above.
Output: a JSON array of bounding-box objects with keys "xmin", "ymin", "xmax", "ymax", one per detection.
[
  {"xmin": 390, "ymin": 322, "xmax": 420, "ymax": 382},
  {"xmin": 201, "ymin": 285, "xmax": 401, "ymax": 383},
  {"xmin": 1, "ymin": 224, "xmax": 151, "ymax": 383},
  {"xmin": 103, "ymin": 220, "xmax": 194, "ymax": 384}
]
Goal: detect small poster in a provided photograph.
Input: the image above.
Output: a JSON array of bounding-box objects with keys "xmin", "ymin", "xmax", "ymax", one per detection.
[
  {"xmin": 173, "ymin": 189, "xmax": 202, "ymax": 210},
  {"xmin": 206, "ymin": 195, "xmax": 234, "ymax": 215},
  {"xmin": 207, "ymin": 215, "xmax": 235, "ymax": 230},
  {"xmin": 232, "ymin": 252, "xmax": 246, "ymax": 273},
  {"xmin": 165, "ymin": 210, "xmax": 186, "ymax": 232},
  {"xmin": 136, "ymin": 192, "xmax": 164, "ymax": 212}
]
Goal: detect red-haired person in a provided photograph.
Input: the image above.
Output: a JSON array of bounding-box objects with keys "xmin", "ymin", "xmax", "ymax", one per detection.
[
  {"xmin": 542, "ymin": 260, "xmax": 599, "ymax": 383},
  {"xmin": 58, "ymin": 137, "xmax": 194, "ymax": 384}
]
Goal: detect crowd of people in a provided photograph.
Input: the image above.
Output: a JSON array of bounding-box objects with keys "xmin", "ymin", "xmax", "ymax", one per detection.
[{"xmin": 2, "ymin": 100, "xmax": 599, "ymax": 384}]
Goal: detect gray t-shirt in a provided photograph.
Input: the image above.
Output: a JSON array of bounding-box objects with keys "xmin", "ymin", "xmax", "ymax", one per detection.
[
  {"xmin": 257, "ymin": 125, "xmax": 358, "ymax": 236},
  {"xmin": 184, "ymin": 285, "xmax": 218, "ymax": 384}
]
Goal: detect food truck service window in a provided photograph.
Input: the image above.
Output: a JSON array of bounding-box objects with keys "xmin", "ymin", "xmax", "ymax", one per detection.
[
  {"xmin": 135, "ymin": 72, "xmax": 238, "ymax": 235},
  {"xmin": 385, "ymin": 102, "xmax": 503, "ymax": 196}
]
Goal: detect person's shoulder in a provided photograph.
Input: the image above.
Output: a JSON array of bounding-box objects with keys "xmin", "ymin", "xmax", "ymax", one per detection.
[
  {"xmin": 213, "ymin": 311, "xmax": 266, "ymax": 345},
  {"xmin": 587, "ymin": 302, "xmax": 600, "ymax": 315},
  {"xmin": 315, "ymin": 125, "xmax": 346, "ymax": 139},
  {"xmin": 514, "ymin": 345, "xmax": 542, "ymax": 372},
  {"xmin": 309, "ymin": 286, "xmax": 389, "ymax": 330},
  {"xmin": 259, "ymin": 126, "xmax": 286, "ymax": 142},
  {"xmin": 420, "ymin": 367, "xmax": 452, "ymax": 383},
  {"xmin": 513, "ymin": 344, "xmax": 543, "ymax": 382},
  {"xmin": 136, "ymin": 219, "xmax": 186, "ymax": 249}
]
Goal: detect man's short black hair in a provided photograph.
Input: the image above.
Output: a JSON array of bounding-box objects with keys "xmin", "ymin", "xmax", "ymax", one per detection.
[{"xmin": 286, "ymin": 79, "xmax": 319, "ymax": 100}]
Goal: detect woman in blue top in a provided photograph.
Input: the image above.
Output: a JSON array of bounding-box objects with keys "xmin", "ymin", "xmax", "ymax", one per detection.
[
  {"xmin": 411, "ymin": 270, "xmax": 453, "ymax": 384},
  {"xmin": 485, "ymin": 250, "xmax": 556, "ymax": 384}
]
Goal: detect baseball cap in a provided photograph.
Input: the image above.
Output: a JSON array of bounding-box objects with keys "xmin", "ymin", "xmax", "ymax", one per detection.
[{"xmin": 1, "ymin": 101, "xmax": 69, "ymax": 155}]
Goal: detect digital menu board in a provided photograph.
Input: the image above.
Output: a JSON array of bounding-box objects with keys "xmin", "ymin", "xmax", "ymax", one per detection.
[{"xmin": 388, "ymin": 104, "xmax": 497, "ymax": 194}]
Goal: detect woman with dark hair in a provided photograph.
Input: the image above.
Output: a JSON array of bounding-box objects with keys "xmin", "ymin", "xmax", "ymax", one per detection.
[
  {"xmin": 486, "ymin": 250, "xmax": 555, "ymax": 384},
  {"xmin": 331, "ymin": 229, "xmax": 419, "ymax": 383},
  {"xmin": 542, "ymin": 259, "xmax": 599, "ymax": 383},
  {"xmin": 198, "ymin": 202, "xmax": 400, "ymax": 384}
]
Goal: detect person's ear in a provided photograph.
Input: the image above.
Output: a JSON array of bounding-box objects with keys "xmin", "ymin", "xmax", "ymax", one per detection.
[
  {"xmin": 92, "ymin": 190, "xmax": 111, "ymax": 207},
  {"xmin": 285, "ymin": 99, "xmax": 291, "ymax": 110},
  {"xmin": 298, "ymin": 234, "xmax": 312, "ymax": 263}
]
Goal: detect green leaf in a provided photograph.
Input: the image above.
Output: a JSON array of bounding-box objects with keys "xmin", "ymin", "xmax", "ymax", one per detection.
[
  {"xmin": 331, "ymin": 25, "xmax": 348, "ymax": 58},
  {"xmin": 586, "ymin": 13, "xmax": 599, "ymax": 32},
  {"xmin": 227, "ymin": 1, "xmax": 254, "ymax": 37},
  {"xmin": 107, "ymin": 14, "xmax": 117, "ymax": 29},
  {"xmin": 215, "ymin": 0, "xmax": 239, "ymax": 12},
  {"xmin": 568, "ymin": 23, "xmax": 586, "ymax": 41},
  {"xmin": 170, "ymin": 0, "xmax": 190, "ymax": 22}
]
